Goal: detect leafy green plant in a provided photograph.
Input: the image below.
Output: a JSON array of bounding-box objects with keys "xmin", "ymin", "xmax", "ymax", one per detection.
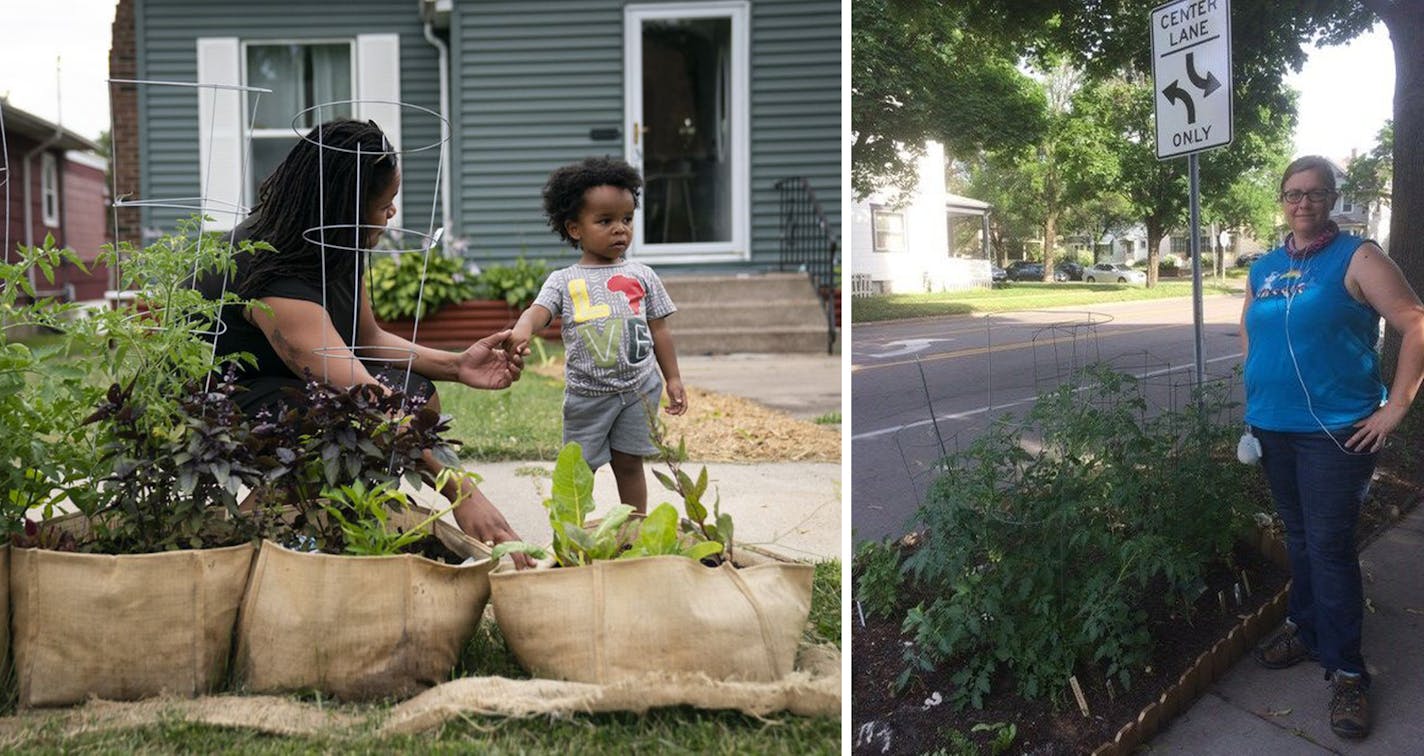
[
  {"xmin": 81, "ymin": 367, "xmax": 262, "ymax": 553},
  {"xmin": 650, "ymin": 417, "xmax": 733, "ymax": 560},
  {"xmin": 247, "ymin": 377, "xmax": 463, "ymax": 554},
  {"xmin": 853, "ymin": 539, "xmax": 902, "ymax": 620},
  {"xmin": 318, "ymin": 477, "xmax": 458, "ymax": 557},
  {"xmin": 492, "ymin": 442, "xmax": 724, "ymax": 565},
  {"xmin": 470, "ymin": 257, "xmax": 551, "ymax": 308},
  {"xmin": 894, "ymin": 365, "xmax": 1263, "ymax": 709},
  {"xmin": 369, "ymin": 250, "xmax": 478, "ymax": 321}
]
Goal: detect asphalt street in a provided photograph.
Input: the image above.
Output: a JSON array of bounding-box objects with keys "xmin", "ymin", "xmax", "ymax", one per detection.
[{"xmin": 851, "ymin": 292, "xmax": 1250, "ymax": 542}]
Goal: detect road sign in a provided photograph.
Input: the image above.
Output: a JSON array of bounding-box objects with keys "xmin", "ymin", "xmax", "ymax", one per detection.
[{"xmin": 1151, "ymin": 0, "xmax": 1232, "ymax": 159}]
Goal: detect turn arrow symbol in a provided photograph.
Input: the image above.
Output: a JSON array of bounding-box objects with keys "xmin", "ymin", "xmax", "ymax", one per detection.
[
  {"xmin": 1162, "ymin": 80, "xmax": 1196, "ymax": 124},
  {"xmin": 1186, "ymin": 53, "xmax": 1220, "ymax": 98}
]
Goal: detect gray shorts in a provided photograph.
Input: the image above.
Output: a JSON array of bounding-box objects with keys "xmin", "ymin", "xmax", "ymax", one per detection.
[{"xmin": 562, "ymin": 371, "xmax": 663, "ymax": 469}]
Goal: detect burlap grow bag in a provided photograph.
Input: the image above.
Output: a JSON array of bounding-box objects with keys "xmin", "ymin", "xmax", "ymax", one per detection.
[
  {"xmin": 491, "ymin": 556, "xmax": 814, "ymax": 683},
  {"xmin": 9, "ymin": 541, "xmax": 256, "ymax": 708},
  {"xmin": 234, "ymin": 508, "xmax": 495, "ymax": 701}
]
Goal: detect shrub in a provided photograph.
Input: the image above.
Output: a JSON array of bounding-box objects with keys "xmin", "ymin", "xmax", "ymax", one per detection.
[
  {"xmin": 1159, "ymin": 254, "xmax": 1182, "ymax": 276},
  {"xmin": 471, "ymin": 258, "xmax": 552, "ymax": 308},
  {"xmin": 369, "ymin": 250, "xmax": 478, "ymax": 321},
  {"xmin": 854, "ymin": 539, "xmax": 903, "ymax": 620},
  {"xmin": 893, "ymin": 365, "xmax": 1263, "ymax": 708}
]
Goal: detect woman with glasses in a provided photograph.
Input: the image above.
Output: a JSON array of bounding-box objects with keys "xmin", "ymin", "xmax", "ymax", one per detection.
[
  {"xmin": 196, "ymin": 118, "xmax": 533, "ymax": 566},
  {"xmin": 1241, "ymin": 155, "xmax": 1424, "ymax": 739}
]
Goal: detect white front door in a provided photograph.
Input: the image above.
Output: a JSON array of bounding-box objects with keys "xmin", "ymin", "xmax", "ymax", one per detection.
[{"xmin": 623, "ymin": 2, "xmax": 749, "ymax": 263}]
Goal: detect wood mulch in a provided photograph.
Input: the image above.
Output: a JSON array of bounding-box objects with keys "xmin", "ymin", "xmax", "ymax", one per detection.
[{"xmin": 530, "ymin": 361, "xmax": 840, "ymax": 464}]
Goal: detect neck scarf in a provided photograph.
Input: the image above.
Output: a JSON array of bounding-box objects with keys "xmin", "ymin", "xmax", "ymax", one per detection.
[{"xmin": 1285, "ymin": 219, "xmax": 1339, "ymax": 259}]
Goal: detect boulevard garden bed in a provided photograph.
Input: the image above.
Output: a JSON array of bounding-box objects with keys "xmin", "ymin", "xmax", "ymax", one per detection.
[
  {"xmin": 848, "ymin": 366, "xmax": 1419, "ymax": 754},
  {"xmin": 0, "ymin": 227, "xmax": 834, "ymax": 738}
]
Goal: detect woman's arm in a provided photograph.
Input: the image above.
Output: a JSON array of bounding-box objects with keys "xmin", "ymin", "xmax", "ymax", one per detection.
[
  {"xmin": 249, "ymin": 297, "xmax": 382, "ymax": 387},
  {"xmin": 1239, "ymin": 282, "xmax": 1254, "ymax": 358},
  {"xmin": 1345, "ymin": 243, "xmax": 1424, "ymax": 451},
  {"xmin": 355, "ymin": 287, "xmax": 521, "ymax": 389}
]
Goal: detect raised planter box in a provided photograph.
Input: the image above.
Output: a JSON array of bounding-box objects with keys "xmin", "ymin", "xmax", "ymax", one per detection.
[
  {"xmin": 378, "ymin": 300, "xmax": 561, "ymax": 350},
  {"xmin": 490, "ymin": 556, "xmax": 814, "ymax": 684},
  {"xmin": 10, "ymin": 537, "xmax": 255, "ymax": 708},
  {"xmin": 233, "ymin": 507, "xmax": 496, "ymax": 701}
]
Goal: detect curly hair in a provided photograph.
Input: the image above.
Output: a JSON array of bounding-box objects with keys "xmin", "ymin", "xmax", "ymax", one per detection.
[
  {"xmin": 240, "ymin": 119, "xmax": 398, "ymax": 297},
  {"xmin": 541, "ymin": 157, "xmax": 643, "ymax": 247}
]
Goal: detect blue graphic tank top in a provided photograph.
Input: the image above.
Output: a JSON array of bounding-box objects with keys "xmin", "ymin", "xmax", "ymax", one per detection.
[{"xmin": 1243, "ymin": 233, "xmax": 1384, "ymax": 432}]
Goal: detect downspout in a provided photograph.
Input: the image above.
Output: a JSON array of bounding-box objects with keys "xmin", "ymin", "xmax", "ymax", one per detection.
[{"xmin": 422, "ymin": 20, "xmax": 454, "ymax": 249}]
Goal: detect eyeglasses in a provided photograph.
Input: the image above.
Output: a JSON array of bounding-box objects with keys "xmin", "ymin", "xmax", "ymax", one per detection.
[{"xmin": 1280, "ymin": 189, "xmax": 1333, "ymax": 205}]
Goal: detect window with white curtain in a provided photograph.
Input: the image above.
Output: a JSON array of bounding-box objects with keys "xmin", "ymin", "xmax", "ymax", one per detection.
[
  {"xmin": 244, "ymin": 42, "xmax": 353, "ymax": 202},
  {"xmin": 41, "ymin": 152, "xmax": 60, "ymax": 227}
]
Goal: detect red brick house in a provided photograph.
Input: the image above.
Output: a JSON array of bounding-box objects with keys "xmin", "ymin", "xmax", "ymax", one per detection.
[{"xmin": 1, "ymin": 101, "xmax": 112, "ymax": 302}]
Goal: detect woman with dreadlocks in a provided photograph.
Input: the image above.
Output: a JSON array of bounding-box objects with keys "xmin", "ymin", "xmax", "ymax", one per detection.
[{"xmin": 196, "ymin": 118, "xmax": 531, "ymax": 564}]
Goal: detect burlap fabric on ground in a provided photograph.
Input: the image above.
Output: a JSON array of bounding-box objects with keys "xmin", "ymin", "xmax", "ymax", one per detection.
[
  {"xmin": 0, "ymin": 645, "xmax": 839, "ymax": 743},
  {"xmin": 234, "ymin": 508, "xmax": 495, "ymax": 701},
  {"xmin": 490, "ymin": 556, "xmax": 814, "ymax": 684},
  {"xmin": 10, "ymin": 540, "xmax": 255, "ymax": 708}
]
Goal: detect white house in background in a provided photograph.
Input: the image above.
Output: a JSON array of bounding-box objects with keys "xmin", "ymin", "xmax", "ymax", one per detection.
[{"xmin": 850, "ymin": 141, "xmax": 992, "ymax": 296}]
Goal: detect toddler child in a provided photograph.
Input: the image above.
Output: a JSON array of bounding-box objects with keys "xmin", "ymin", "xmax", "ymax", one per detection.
[{"xmin": 508, "ymin": 157, "xmax": 686, "ymax": 511}]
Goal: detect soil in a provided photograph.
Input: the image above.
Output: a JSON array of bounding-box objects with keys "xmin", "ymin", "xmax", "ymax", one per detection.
[
  {"xmin": 405, "ymin": 533, "xmax": 468, "ymax": 565},
  {"xmin": 851, "ymin": 423, "xmax": 1424, "ymax": 755}
]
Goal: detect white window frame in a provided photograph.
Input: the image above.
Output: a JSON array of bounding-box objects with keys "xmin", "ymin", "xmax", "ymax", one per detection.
[
  {"xmin": 623, "ymin": 1, "xmax": 750, "ymax": 264},
  {"xmin": 871, "ymin": 206, "xmax": 906, "ymax": 253},
  {"xmin": 198, "ymin": 34, "xmax": 402, "ymax": 232},
  {"xmin": 40, "ymin": 152, "xmax": 60, "ymax": 227},
  {"xmin": 239, "ymin": 38, "xmax": 357, "ymax": 209}
]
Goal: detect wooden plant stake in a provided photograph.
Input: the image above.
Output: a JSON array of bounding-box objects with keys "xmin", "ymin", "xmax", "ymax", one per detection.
[{"xmin": 1069, "ymin": 675, "xmax": 1090, "ymax": 718}]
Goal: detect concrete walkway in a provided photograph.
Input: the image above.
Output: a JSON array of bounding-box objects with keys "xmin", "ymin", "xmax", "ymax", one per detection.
[
  {"xmin": 1150, "ymin": 507, "xmax": 1424, "ymax": 753},
  {"xmin": 415, "ymin": 352, "xmax": 844, "ymax": 563}
]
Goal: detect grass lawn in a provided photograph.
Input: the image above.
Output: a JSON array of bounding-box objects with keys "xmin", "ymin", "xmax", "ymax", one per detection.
[
  {"xmin": 2, "ymin": 561, "xmax": 842, "ymax": 754},
  {"xmin": 439, "ymin": 371, "xmax": 565, "ymax": 461},
  {"xmin": 851, "ymin": 278, "xmax": 1244, "ymax": 323},
  {"xmin": 439, "ymin": 339, "xmax": 566, "ymax": 461}
]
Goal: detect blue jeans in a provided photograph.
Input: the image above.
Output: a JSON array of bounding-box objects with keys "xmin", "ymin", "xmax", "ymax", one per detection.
[{"xmin": 1255, "ymin": 427, "xmax": 1377, "ymax": 683}]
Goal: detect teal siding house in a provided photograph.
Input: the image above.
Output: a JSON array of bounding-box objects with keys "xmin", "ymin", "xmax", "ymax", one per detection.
[{"xmin": 110, "ymin": 0, "xmax": 839, "ymax": 283}]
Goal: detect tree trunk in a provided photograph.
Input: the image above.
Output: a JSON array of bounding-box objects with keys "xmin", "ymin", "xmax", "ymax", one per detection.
[
  {"xmin": 1041, "ymin": 213, "xmax": 1058, "ymax": 282},
  {"xmin": 1145, "ymin": 221, "xmax": 1164, "ymax": 288},
  {"xmin": 1373, "ymin": 2, "xmax": 1423, "ymax": 378}
]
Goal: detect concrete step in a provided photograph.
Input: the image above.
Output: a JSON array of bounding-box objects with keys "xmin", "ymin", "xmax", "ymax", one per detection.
[
  {"xmin": 675, "ymin": 325, "xmax": 829, "ymax": 355},
  {"xmin": 662, "ymin": 272, "xmax": 820, "ymax": 305},
  {"xmin": 672, "ymin": 300, "xmax": 828, "ymax": 329}
]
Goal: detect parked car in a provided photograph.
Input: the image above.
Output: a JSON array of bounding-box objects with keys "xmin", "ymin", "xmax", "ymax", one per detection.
[
  {"xmin": 1004, "ymin": 261, "xmax": 1045, "ymax": 281},
  {"xmin": 1083, "ymin": 263, "xmax": 1147, "ymax": 285},
  {"xmin": 991, "ymin": 264, "xmax": 1007, "ymax": 283},
  {"xmin": 1055, "ymin": 262, "xmax": 1084, "ymax": 281},
  {"xmin": 1235, "ymin": 252, "xmax": 1265, "ymax": 267},
  {"xmin": 1006, "ymin": 260, "xmax": 1078, "ymax": 282}
]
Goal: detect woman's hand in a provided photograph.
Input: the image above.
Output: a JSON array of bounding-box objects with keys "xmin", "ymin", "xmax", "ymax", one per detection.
[
  {"xmin": 455, "ymin": 329, "xmax": 524, "ymax": 390},
  {"xmin": 452, "ymin": 482, "xmax": 535, "ymax": 570},
  {"xmin": 1348, "ymin": 402, "xmax": 1408, "ymax": 452}
]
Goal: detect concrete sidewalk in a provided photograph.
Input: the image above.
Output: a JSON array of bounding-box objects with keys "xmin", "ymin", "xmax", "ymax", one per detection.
[
  {"xmin": 1150, "ymin": 508, "xmax": 1424, "ymax": 753},
  {"xmin": 416, "ymin": 352, "xmax": 844, "ymax": 563}
]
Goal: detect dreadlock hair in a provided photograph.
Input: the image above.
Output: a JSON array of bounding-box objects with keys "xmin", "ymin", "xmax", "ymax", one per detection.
[
  {"xmin": 541, "ymin": 157, "xmax": 643, "ymax": 247},
  {"xmin": 239, "ymin": 119, "xmax": 398, "ymax": 297}
]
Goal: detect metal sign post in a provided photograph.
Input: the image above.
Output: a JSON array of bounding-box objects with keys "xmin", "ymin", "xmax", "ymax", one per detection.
[{"xmin": 1152, "ymin": 0, "xmax": 1233, "ymax": 390}]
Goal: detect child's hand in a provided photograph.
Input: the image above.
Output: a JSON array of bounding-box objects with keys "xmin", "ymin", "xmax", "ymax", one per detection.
[
  {"xmin": 505, "ymin": 328, "xmax": 532, "ymax": 356},
  {"xmin": 664, "ymin": 377, "xmax": 687, "ymax": 416}
]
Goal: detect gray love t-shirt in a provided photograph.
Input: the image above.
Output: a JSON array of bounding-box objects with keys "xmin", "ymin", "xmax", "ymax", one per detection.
[{"xmin": 533, "ymin": 261, "xmax": 676, "ymax": 395}]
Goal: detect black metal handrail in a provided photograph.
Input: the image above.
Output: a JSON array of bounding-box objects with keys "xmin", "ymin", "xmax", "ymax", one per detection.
[{"xmin": 773, "ymin": 177, "xmax": 839, "ymax": 353}]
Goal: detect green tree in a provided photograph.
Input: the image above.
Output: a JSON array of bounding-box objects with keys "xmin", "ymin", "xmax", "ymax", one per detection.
[
  {"xmin": 1344, "ymin": 120, "xmax": 1393, "ymax": 208},
  {"xmin": 850, "ymin": 0, "xmax": 1047, "ymax": 198}
]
